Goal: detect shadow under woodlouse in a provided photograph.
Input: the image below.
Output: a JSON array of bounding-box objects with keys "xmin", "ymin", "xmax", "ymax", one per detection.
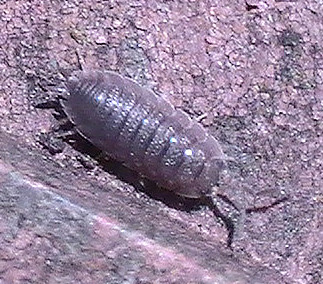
[{"xmin": 64, "ymin": 132, "xmax": 238, "ymax": 247}]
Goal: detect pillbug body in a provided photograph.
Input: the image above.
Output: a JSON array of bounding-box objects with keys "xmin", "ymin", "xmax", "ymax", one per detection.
[{"xmin": 62, "ymin": 70, "xmax": 227, "ymax": 198}]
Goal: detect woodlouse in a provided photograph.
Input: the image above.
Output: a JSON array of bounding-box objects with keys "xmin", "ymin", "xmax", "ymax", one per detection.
[{"xmin": 61, "ymin": 70, "xmax": 228, "ymax": 198}]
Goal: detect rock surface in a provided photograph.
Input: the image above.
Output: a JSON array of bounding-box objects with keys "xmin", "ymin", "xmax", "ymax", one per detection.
[{"xmin": 0, "ymin": 0, "xmax": 322, "ymax": 283}]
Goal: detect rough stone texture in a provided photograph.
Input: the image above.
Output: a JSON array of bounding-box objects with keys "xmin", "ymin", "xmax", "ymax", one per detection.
[{"xmin": 0, "ymin": 0, "xmax": 322, "ymax": 283}]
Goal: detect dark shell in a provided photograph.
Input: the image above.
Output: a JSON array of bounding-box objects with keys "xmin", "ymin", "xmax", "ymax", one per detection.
[{"xmin": 62, "ymin": 70, "xmax": 227, "ymax": 198}]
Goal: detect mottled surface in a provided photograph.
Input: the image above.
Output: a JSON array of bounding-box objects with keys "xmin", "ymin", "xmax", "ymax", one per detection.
[{"xmin": 0, "ymin": 0, "xmax": 322, "ymax": 283}]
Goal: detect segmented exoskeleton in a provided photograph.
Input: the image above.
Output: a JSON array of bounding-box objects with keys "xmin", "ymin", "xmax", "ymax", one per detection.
[{"xmin": 62, "ymin": 70, "xmax": 228, "ymax": 198}]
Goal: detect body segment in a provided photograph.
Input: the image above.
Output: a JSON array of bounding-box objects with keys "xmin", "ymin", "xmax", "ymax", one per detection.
[{"xmin": 62, "ymin": 70, "xmax": 227, "ymax": 198}]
